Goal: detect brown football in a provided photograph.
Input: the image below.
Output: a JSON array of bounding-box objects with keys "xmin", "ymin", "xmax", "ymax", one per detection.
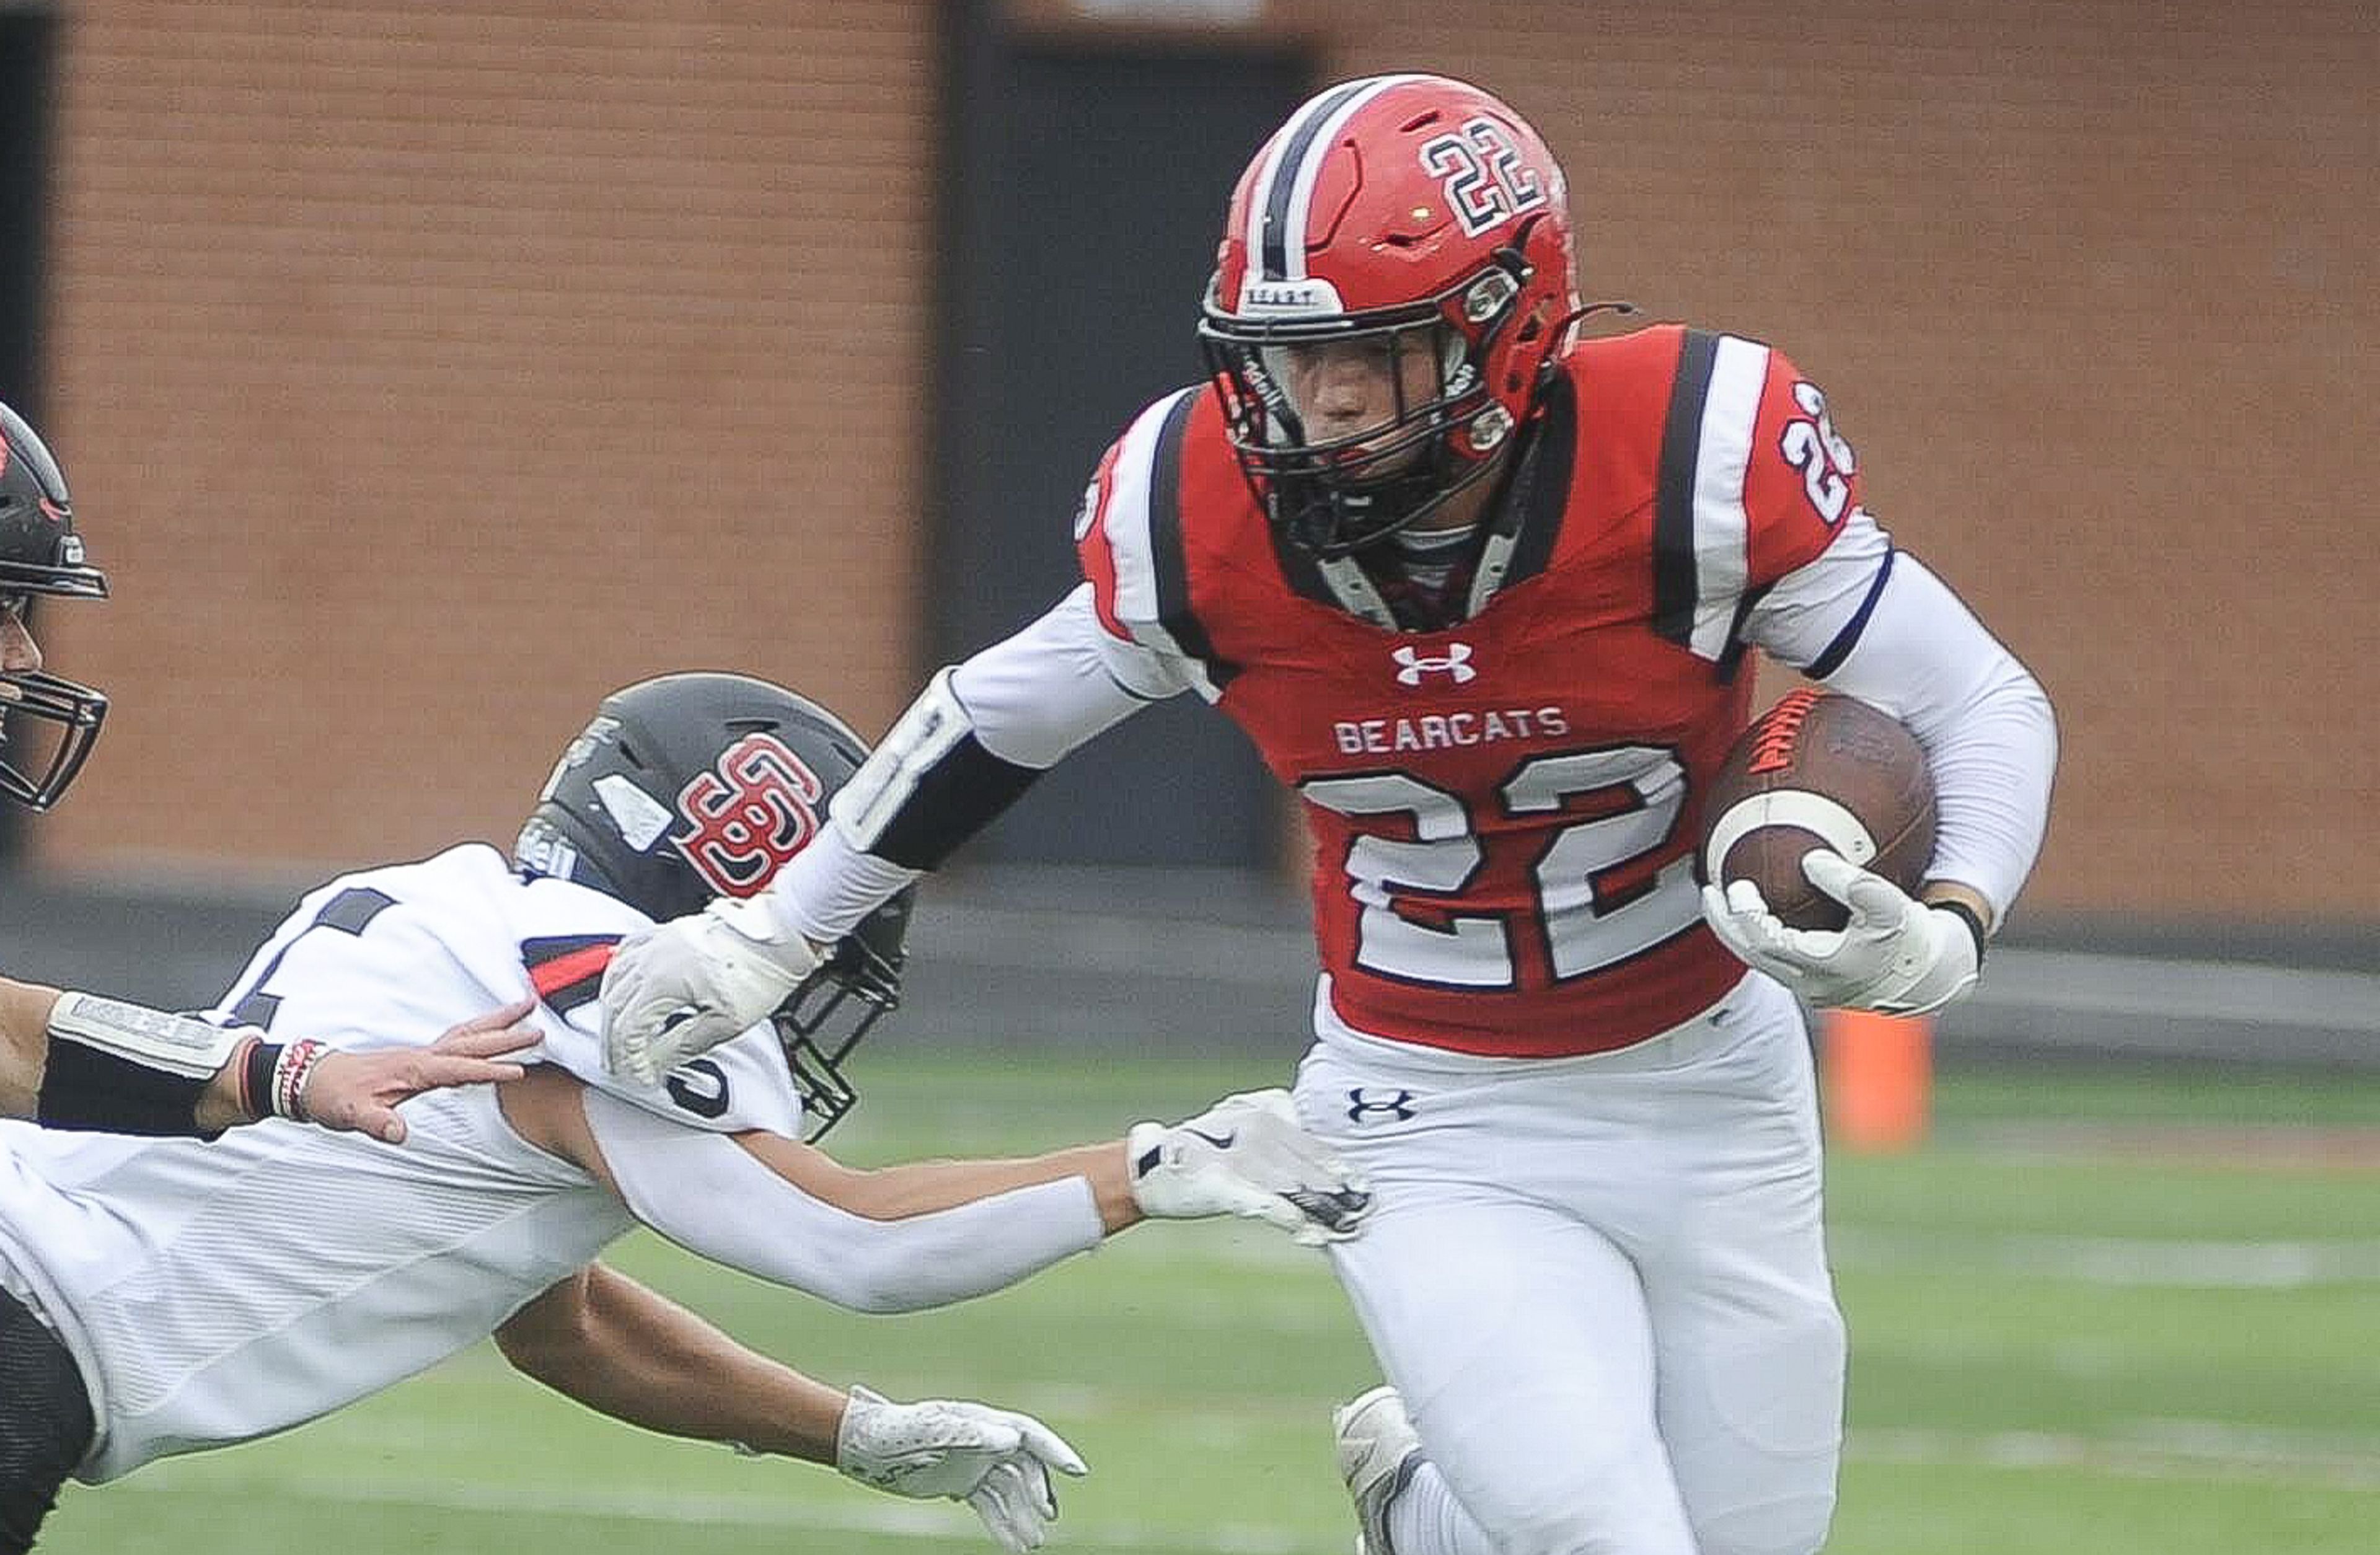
[{"xmin": 1701, "ymin": 689, "xmax": 1937, "ymax": 932}]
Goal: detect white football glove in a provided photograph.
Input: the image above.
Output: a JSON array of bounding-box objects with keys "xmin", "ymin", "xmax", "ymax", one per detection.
[
  {"xmin": 1128, "ymin": 1088, "xmax": 1373, "ymax": 1246},
  {"xmin": 835, "ymin": 1385, "xmax": 1088, "ymax": 1554},
  {"xmin": 599, "ymin": 894, "xmax": 822, "ymax": 1085},
  {"xmin": 1700, "ymin": 849, "xmax": 1983, "ymax": 1015}
]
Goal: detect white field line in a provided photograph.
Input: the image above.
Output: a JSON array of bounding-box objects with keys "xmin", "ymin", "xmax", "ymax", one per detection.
[
  {"xmin": 1853, "ymin": 1424, "xmax": 2380, "ymax": 1492},
  {"xmin": 117, "ymin": 1422, "xmax": 2380, "ymax": 1546},
  {"xmin": 1830, "ymin": 1227, "xmax": 2380, "ymax": 1288},
  {"xmin": 115, "ymin": 1472, "xmax": 1310, "ymax": 1552}
]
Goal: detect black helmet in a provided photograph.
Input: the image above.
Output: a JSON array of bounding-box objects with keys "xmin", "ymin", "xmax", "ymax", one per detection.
[
  {"xmin": 0, "ymin": 402, "xmax": 108, "ymax": 809},
  {"xmin": 515, "ymin": 671, "xmax": 911, "ymax": 1139}
]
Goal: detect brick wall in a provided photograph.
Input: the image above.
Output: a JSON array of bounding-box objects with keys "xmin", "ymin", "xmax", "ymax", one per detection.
[
  {"xmin": 32, "ymin": 1, "xmax": 2380, "ymax": 920},
  {"xmin": 1297, "ymin": 0, "xmax": 2378, "ymax": 920},
  {"xmin": 38, "ymin": 1, "xmax": 936, "ymax": 874}
]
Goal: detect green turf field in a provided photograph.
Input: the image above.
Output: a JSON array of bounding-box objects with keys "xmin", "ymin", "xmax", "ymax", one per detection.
[{"xmin": 41, "ymin": 1055, "xmax": 2380, "ymax": 1554}]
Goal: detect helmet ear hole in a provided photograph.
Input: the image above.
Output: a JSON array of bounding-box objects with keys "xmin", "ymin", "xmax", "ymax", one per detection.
[{"xmin": 1507, "ymin": 298, "xmax": 1559, "ymax": 391}]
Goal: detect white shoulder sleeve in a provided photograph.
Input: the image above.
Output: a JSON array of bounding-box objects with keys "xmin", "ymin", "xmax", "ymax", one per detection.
[
  {"xmin": 770, "ymin": 586, "xmax": 1176, "ymax": 930},
  {"xmin": 1747, "ymin": 535, "xmax": 2058, "ymax": 927},
  {"xmin": 581, "ymin": 1090, "xmax": 1105, "ymax": 1313},
  {"xmin": 950, "ymin": 583, "xmax": 1186, "ymax": 767},
  {"xmin": 1737, "ymin": 508, "xmax": 1893, "ymax": 672}
]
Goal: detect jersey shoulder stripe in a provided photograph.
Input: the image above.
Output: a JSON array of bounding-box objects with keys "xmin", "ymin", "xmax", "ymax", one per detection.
[
  {"xmin": 1091, "ymin": 386, "xmax": 1236, "ymax": 692},
  {"xmin": 1100, "ymin": 388, "xmax": 1199, "ymax": 627},
  {"xmin": 1144, "ymin": 389, "xmax": 1228, "ymax": 676},
  {"xmin": 1653, "ymin": 328, "xmax": 1773, "ymax": 660},
  {"xmin": 522, "ymin": 935, "xmax": 620, "ymax": 1015}
]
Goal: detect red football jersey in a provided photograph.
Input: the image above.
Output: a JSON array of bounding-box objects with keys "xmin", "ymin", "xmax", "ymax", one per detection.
[{"xmin": 1079, "ymin": 325, "xmax": 1860, "ymax": 1057}]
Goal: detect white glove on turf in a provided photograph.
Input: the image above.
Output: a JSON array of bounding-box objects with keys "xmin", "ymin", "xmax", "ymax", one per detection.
[
  {"xmin": 836, "ymin": 1385, "xmax": 1088, "ymax": 1554},
  {"xmin": 599, "ymin": 894, "xmax": 821, "ymax": 1085},
  {"xmin": 1701, "ymin": 848, "xmax": 1982, "ymax": 1015},
  {"xmin": 1128, "ymin": 1088, "xmax": 1372, "ymax": 1246}
]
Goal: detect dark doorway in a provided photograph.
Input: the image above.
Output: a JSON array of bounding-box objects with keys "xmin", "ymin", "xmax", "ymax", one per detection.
[
  {"xmin": 931, "ymin": 10, "xmax": 1310, "ymax": 867},
  {"xmin": 0, "ymin": 3, "xmax": 59, "ymax": 863}
]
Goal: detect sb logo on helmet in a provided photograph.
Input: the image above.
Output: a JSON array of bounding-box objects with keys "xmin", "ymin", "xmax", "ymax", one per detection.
[{"xmin": 669, "ymin": 733, "xmax": 824, "ymax": 899}]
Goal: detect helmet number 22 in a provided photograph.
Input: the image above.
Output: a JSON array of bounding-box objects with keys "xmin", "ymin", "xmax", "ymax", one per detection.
[
  {"xmin": 1416, "ymin": 118, "xmax": 1547, "ymax": 239},
  {"xmin": 1300, "ymin": 746, "xmax": 1698, "ymax": 989}
]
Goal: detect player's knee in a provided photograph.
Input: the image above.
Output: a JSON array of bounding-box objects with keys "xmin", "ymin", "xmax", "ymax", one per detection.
[
  {"xmin": 1475, "ymin": 1442, "xmax": 1695, "ymax": 1555},
  {"xmin": 1484, "ymin": 1479, "xmax": 1827, "ymax": 1555},
  {"xmin": 1489, "ymin": 1505, "xmax": 1682, "ymax": 1555},
  {"xmin": 1687, "ymin": 1484, "xmax": 1836, "ymax": 1555},
  {"xmin": 1669, "ymin": 1313, "xmax": 1844, "ymax": 1555}
]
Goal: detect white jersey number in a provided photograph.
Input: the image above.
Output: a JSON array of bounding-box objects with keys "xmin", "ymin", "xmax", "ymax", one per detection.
[
  {"xmin": 1301, "ymin": 746, "xmax": 1699, "ymax": 990},
  {"xmin": 1778, "ymin": 381, "xmax": 1857, "ymax": 526}
]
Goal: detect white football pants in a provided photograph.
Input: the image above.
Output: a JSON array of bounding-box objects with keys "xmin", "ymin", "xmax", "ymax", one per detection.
[{"xmin": 1294, "ymin": 971, "xmax": 1844, "ymax": 1555}]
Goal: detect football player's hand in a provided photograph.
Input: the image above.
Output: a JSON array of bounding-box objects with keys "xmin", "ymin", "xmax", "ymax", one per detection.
[
  {"xmin": 599, "ymin": 896, "xmax": 821, "ymax": 1085},
  {"xmin": 1700, "ymin": 849, "xmax": 1982, "ymax": 1015},
  {"xmin": 1127, "ymin": 1088, "xmax": 1373, "ymax": 1246},
  {"xmin": 299, "ymin": 1000, "xmax": 542, "ymax": 1144},
  {"xmin": 835, "ymin": 1385, "xmax": 1088, "ymax": 1553}
]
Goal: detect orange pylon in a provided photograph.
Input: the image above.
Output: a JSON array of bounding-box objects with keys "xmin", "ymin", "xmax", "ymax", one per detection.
[{"xmin": 1820, "ymin": 1008, "xmax": 1933, "ymax": 1152}]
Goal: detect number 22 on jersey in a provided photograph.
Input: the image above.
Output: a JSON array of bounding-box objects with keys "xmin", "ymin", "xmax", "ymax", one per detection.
[{"xmin": 1300, "ymin": 744, "xmax": 1699, "ymax": 990}]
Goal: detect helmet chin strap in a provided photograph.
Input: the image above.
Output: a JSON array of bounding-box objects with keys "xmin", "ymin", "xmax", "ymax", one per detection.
[{"xmin": 1306, "ymin": 552, "xmax": 1400, "ymax": 630}]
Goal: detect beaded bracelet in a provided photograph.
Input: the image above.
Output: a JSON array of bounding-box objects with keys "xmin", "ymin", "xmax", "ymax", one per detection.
[{"xmin": 271, "ymin": 1039, "xmax": 329, "ymax": 1122}]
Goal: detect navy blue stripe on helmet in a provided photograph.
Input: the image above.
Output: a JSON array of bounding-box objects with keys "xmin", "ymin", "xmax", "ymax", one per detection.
[{"xmin": 1261, "ymin": 79, "xmax": 1370, "ymax": 281}]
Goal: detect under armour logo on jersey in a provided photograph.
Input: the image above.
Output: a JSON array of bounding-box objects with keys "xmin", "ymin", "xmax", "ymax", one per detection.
[
  {"xmin": 1392, "ymin": 643, "xmax": 1476, "ymax": 686},
  {"xmin": 1347, "ymin": 1088, "xmax": 1417, "ymax": 1124}
]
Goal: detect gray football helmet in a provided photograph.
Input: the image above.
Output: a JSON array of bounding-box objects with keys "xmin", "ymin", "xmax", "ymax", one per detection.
[
  {"xmin": 0, "ymin": 402, "xmax": 108, "ymax": 809},
  {"xmin": 515, "ymin": 671, "xmax": 911, "ymax": 1139}
]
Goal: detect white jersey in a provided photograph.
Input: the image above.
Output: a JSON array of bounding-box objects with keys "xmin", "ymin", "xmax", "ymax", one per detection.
[{"xmin": 0, "ymin": 842, "xmax": 804, "ymax": 1482}]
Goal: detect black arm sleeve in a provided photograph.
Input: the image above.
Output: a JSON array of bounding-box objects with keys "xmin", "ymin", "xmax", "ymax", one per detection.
[
  {"xmin": 35, "ymin": 1037, "xmax": 218, "ymax": 1137},
  {"xmin": 869, "ymin": 736, "xmax": 1044, "ymax": 871}
]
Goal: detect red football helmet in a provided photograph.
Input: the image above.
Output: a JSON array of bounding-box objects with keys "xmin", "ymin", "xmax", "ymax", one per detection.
[{"xmin": 1200, "ymin": 74, "xmax": 1582, "ymax": 557}]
